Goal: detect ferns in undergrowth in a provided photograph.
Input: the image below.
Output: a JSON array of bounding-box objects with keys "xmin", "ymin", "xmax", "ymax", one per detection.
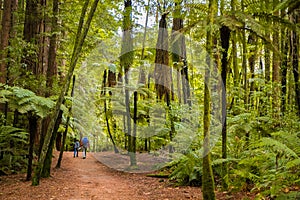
[
  {"xmin": 0, "ymin": 126, "xmax": 28, "ymax": 175},
  {"xmin": 167, "ymin": 151, "xmax": 203, "ymax": 186},
  {"xmin": 167, "ymin": 108, "xmax": 300, "ymax": 198},
  {"xmin": 0, "ymin": 84, "xmax": 62, "ymax": 174}
]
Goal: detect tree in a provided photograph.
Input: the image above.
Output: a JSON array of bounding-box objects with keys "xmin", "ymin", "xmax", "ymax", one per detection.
[
  {"xmin": 120, "ymin": 0, "xmax": 135, "ymax": 166},
  {"xmin": 291, "ymin": 9, "xmax": 300, "ymax": 116},
  {"xmin": 202, "ymin": 0, "xmax": 216, "ymax": 199},
  {"xmin": 32, "ymin": 0, "xmax": 100, "ymax": 185}
]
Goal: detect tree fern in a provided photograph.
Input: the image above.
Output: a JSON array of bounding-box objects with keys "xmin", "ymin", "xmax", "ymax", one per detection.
[{"xmin": 0, "ymin": 85, "xmax": 56, "ymax": 118}]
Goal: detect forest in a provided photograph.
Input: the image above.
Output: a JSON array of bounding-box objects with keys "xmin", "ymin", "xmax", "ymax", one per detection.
[{"xmin": 0, "ymin": 0, "xmax": 299, "ymax": 199}]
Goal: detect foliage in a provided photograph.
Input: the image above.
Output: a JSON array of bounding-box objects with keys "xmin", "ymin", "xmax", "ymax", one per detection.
[
  {"xmin": 0, "ymin": 126, "xmax": 28, "ymax": 175},
  {"xmin": 0, "ymin": 84, "xmax": 56, "ymax": 119},
  {"xmin": 167, "ymin": 151, "xmax": 203, "ymax": 186}
]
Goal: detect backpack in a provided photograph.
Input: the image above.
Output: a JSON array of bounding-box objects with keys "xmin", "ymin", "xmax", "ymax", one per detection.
[{"xmin": 82, "ymin": 137, "xmax": 88, "ymax": 146}]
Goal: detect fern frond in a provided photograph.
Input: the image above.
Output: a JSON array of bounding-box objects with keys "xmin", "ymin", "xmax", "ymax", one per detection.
[
  {"xmin": 212, "ymin": 158, "xmax": 240, "ymax": 166},
  {"xmin": 12, "ymin": 87, "xmax": 35, "ymax": 98},
  {"xmin": 253, "ymin": 137, "xmax": 298, "ymax": 158},
  {"xmin": 286, "ymin": 158, "xmax": 300, "ymax": 169},
  {"xmin": 184, "ymin": 3, "xmax": 208, "ymax": 14},
  {"xmin": 273, "ymin": 0, "xmax": 300, "ymax": 13}
]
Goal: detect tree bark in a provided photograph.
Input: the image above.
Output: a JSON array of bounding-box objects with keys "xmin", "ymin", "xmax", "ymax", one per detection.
[
  {"xmin": 0, "ymin": 0, "xmax": 13, "ymax": 84},
  {"xmin": 272, "ymin": 0, "xmax": 281, "ymax": 118},
  {"xmin": 120, "ymin": 0, "xmax": 135, "ymax": 166},
  {"xmin": 291, "ymin": 9, "xmax": 300, "ymax": 116},
  {"xmin": 32, "ymin": 0, "xmax": 100, "ymax": 185},
  {"xmin": 202, "ymin": 0, "xmax": 216, "ymax": 199},
  {"xmin": 154, "ymin": 13, "xmax": 171, "ymax": 101},
  {"xmin": 26, "ymin": 114, "xmax": 38, "ymax": 181},
  {"xmin": 56, "ymin": 75, "xmax": 75, "ymax": 168},
  {"xmin": 220, "ymin": 25, "xmax": 230, "ymax": 191}
]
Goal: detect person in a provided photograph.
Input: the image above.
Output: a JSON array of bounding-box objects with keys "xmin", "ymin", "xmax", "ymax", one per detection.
[
  {"xmin": 81, "ymin": 137, "xmax": 89, "ymax": 159},
  {"xmin": 73, "ymin": 138, "xmax": 80, "ymax": 158}
]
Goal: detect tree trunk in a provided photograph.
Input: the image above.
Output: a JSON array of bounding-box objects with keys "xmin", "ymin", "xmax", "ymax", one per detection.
[
  {"xmin": 264, "ymin": 0, "xmax": 271, "ymax": 82},
  {"xmin": 272, "ymin": 0, "xmax": 280, "ymax": 118},
  {"xmin": 32, "ymin": 0, "xmax": 100, "ymax": 185},
  {"xmin": 131, "ymin": 91, "xmax": 138, "ymax": 165},
  {"xmin": 172, "ymin": 1, "xmax": 182, "ymax": 103},
  {"xmin": 0, "ymin": 0, "xmax": 12, "ymax": 84},
  {"xmin": 202, "ymin": 0, "xmax": 216, "ymax": 199},
  {"xmin": 26, "ymin": 114, "xmax": 38, "ymax": 181},
  {"xmin": 220, "ymin": 25, "xmax": 230, "ymax": 190},
  {"xmin": 41, "ymin": 114, "xmax": 61, "ymax": 177},
  {"xmin": 56, "ymin": 75, "xmax": 75, "ymax": 169},
  {"xmin": 138, "ymin": 0, "xmax": 150, "ymax": 85},
  {"xmin": 120, "ymin": 0, "xmax": 135, "ymax": 166},
  {"xmin": 281, "ymin": 23, "xmax": 288, "ymax": 114},
  {"xmin": 103, "ymin": 70, "xmax": 119, "ymax": 153},
  {"xmin": 0, "ymin": 0, "xmax": 17, "ymax": 116},
  {"xmin": 248, "ymin": 32, "xmax": 257, "ymax": 108},
  {"xmin": 291, "ymin": 9, "xmax": 300, "ymax": 116},
  {"xmin": 154, "ymin": 13, "xmax": 171, "ymax": 101}
]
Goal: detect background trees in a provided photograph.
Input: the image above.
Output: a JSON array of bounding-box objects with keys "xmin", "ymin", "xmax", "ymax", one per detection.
[{"xmin": 0, "ymin": 0, "xmax": 299, "ymax": 198}]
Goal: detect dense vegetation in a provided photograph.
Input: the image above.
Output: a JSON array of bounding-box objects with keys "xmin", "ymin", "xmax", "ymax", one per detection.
[{"xmin": 0, "ymin": 0, "xmax": 299, "ymax": 199}]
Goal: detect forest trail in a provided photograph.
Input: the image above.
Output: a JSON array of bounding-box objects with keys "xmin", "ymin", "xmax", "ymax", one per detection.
[{"xmin": 0, "ymin": 151, "xmax": 203, "ymax": 200}]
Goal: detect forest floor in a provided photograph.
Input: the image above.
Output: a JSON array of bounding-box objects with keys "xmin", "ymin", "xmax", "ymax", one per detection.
[{"xmin": 0, "ymin": 151, "xmax": 257, "ymax": 200}]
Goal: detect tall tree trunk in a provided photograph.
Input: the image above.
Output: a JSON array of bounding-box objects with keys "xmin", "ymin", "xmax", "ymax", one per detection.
[
  {"xmin": 220, "ymin": 25, "xmax": 230, "ymax": 190},
  {"xmin": 241, "ymin": 0, "xmax": 250, "ymax": 144},
  {"xmin": 172, "ymin": 1, "xmax": 183, "ymax": 103},
  {"xmin": 291, "ymin": 9, "xmax": 300, "ymax": 116},
  {"xmin": 241, "ymin": 0, "xmax": 248, "ymax": 110},
  {"xmin": 103, "ymin": 69, "xmax": 119, "ymax": 153},
  {"xmin": 0, "ymin": 0, "xmax": 17, "ymax": 117},
  {"xmin": 132, "ymin": 91, "xmax": 137, "ymax": 163},
  {"xmin": 138, "ymin": 0, "xmax": 150, "ymax": 85},
  {"xmin": 23, "ymin": 0, "xmax": 42, "ymax": 181},
  {"xmin": 202, "ymin": 0, "xmax": 216, "ymax": 199},
  {"xmin": 26, "ymin": 114, "xmax": 38, "ymax": 181},
  {"xmin": 264, "ymin": 0, "xmax": 271, "ymax": 83},
  {"xmin": 32, "ymin": 0, "xmax": 100, "ymax": 185},
  {"xmin": 154, "ymin": 13, "xmax": 171, "ymax": 101},
  {"xmin": 41, "ymin": 111, "xmax": 61, "ymax": 177},
  {"xmin": 56, "ymin": 75, "xmax": 76, "ymax": 169},
  {"xmin": 272, "ymin": 0, "xmax": 281, "ymax": 118},
  {"xmin": 0, "ymin": 0, "xmax": 12, "ymax": 84},
  {"xmin": 281, "ymin": 17, "xmax": 288, "ymax": 114},
  {"xmin": 248, "ymin": 32, "xmax": 257, "ymax": 108},
  {"xmin": 39, "ymin": 0, "xmax": 60, "ymax": 177},
  {"xmin": 120, "ymin": 0, "xmax": 135, "ymax": 166}
]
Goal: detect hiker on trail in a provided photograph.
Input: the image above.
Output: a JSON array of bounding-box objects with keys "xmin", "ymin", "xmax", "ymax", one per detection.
[
  {"xmin": 81, "ymin": 137, "xmax": 89, "ymax": 159},
  {"xmin": 73, "ymin": 138, "xmax": 80, "ymax": 158}
]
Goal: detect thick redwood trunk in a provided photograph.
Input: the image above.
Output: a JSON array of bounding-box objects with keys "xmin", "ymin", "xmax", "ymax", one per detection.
[{"xmin": 154, "ymin": 14, "xmax": 171, "ymax": 101}]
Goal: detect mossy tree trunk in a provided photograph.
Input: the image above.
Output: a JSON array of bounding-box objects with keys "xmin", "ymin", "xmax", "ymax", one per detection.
[
  {"xmin": 291, "ymin": 9, "xmax": 300, "ymax": 116},
  {"xmin": 220, "ymin": 25, "xmax": 230, "ymax": 191},
  {"xmin": 32, "ymin": 0, "xmax": 100, "ymax": 185},
  {"xmin": 202, "ymin": 0, "xmax": 216, "ymax": 199},
  {"xmin": 103, "ymin": 69, "xmax": 119, "ymax": 153},
  {"xmin": 56, "ymin": 75, "xmax": 75, "ymax": 169},
  {"xmin": 41, "ymin": 0, "xmax": 60, "ymax": 177},
  {"xmin": 120, "ymin": 0, "xmax": 135, "ymax": 166},
  {"xmin": 272, "ymin": 0, "xmax": 280, "ymax": 118}
]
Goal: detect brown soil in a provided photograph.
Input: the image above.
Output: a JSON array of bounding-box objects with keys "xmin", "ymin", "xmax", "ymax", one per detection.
[{"xmin": 0, "ymin": 151, "xmax": 255, "ymax": 200}]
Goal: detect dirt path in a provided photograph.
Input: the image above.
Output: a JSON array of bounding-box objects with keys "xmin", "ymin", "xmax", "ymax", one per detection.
[
  {"xmin": 0, "ymin": 151, "xmax": 255, "ymax": 200},
  {"xmin": 0, "ymin": 151, "xmax": 203, "ymax": 200}
]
